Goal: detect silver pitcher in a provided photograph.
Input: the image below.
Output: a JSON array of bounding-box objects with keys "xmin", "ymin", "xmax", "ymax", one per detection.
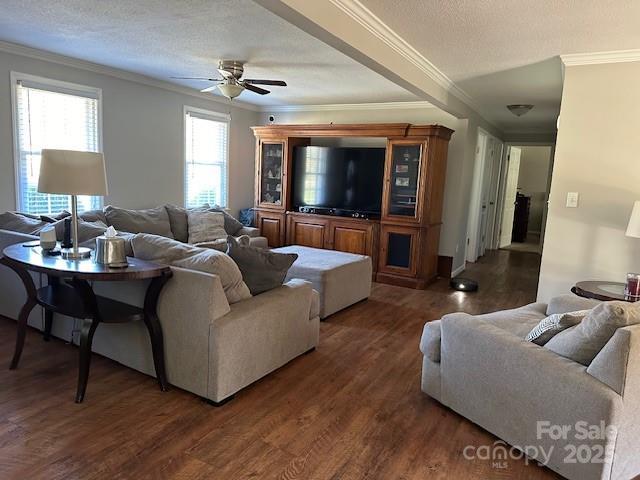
[{"xmin": 95, "ymin": 236, "xmax": 128, "ymax": 268}]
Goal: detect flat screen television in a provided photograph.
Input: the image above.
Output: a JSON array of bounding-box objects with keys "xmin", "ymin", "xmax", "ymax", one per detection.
[{"xmin": 292, "ymin": 146, "xmax": 385, "ymax": 215}]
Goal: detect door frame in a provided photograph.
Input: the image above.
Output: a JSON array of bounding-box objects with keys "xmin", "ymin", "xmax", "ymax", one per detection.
[
  {"xmin": 466, "ymin": 128, "xmax": 504, "ymax": 263},
  {"xmin": 493, "ymin": 142, "xmax": 556, "ymax": 250}
]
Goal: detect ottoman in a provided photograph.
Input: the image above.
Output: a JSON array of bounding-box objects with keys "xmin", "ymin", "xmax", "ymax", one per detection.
[{"xmin": 272, "ymin": 245, "xmax": 372, "ymax": 319}]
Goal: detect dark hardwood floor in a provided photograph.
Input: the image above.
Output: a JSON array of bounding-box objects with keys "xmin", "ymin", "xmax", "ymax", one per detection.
[{"xmin": 0, "ymin": 249, "xmax": 558, "ymax": 479}]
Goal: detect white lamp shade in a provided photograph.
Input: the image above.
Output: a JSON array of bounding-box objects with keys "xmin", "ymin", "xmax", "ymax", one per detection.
[
  {"xmin": 38, "ymin": 149, "xmax": 108, "ymax": 196},
  {"xmin": 626, "ymin": 201, "xmax": 640, "ymax": 238}
]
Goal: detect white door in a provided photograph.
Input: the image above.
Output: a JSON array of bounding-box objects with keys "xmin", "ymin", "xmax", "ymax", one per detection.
[
  {"xmin": 486, "ymin": 142, "xmax": 503, "ymax": 250},
  {"xmin": 478, "ymin": 138, "xmax": 496, "ymax": 256},
  {"xmin": 499, "ymin": 147, "xmax": 521, "ymax": 248}
]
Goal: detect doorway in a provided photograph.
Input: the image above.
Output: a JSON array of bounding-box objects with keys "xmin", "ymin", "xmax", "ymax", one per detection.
[
  {"xmin": 497, "ymin": 145, "xmax": 554, "ymax": 255},
  {"xmin": 466, "ymin": 129, "xmax": 503, "ymax": 263}
]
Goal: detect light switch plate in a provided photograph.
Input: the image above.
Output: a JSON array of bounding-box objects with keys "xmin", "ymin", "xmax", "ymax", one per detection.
[{"xmin": 566, "ymin": 192, "xmax": 579, "ymax": 208}]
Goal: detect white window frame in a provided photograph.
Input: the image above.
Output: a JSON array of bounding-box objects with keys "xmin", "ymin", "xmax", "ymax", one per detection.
[
  {"xmin": 10, "ymin": 71, "xmax": 104, "ymax": 212},
  {"xmin": 183, "ymin": 105, "xmax": 231, "ymax": 208}
]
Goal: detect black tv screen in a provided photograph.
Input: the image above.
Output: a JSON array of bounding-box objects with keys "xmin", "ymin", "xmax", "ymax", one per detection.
[{"xmin": 292, "ymin": 146, "xmax": 385, "ymax": 214}]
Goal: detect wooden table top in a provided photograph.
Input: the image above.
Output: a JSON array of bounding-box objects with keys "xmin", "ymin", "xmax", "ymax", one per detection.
[
  {"xmin": 2, "ymin": 243, "xmax": 170, "ymax": 281},
  {"xmin": 572, "ymin": 280, "xmax": 636, "ymax": 302}
]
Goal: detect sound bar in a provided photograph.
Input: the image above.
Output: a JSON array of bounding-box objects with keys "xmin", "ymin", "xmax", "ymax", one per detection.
[{"xmin": 297, "ymin": 206, "xmax": 379, "ymax": 220}]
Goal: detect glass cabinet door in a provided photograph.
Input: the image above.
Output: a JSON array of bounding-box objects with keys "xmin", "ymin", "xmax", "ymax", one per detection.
[
  {"xmin": 388, "ymin": 143, "xmax": 422, "ymax": 217},
  {"xmin": 260, "ymin": 142, "xmax": 284, "ymax": 206}
]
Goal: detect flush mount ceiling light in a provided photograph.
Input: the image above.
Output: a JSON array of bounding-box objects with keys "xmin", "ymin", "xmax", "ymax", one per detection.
[{"xmin": 507, "ymin": 104, "xmax": 534, "ymax": 117}]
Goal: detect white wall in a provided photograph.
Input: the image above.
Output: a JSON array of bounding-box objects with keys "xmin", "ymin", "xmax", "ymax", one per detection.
[
  {"xmin": 0, "ymin": 49, "xmax": 260, "ymax": 217},
  {"xmin": 259, "ymin": 107, "xmax": 474, "ymax": 274},
  {"xmin": 538, "ymin": 61, "xmax": 640, "ymax": 302},
  {"xmin": 517, "ymin": 146, "xmax": 552, "ymax": 233}
]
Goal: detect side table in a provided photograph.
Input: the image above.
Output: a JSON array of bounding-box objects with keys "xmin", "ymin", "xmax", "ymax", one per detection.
[
  {"xmin": 572, "ymin": 280, "xmax": 639, "ymax": 303},
  {"xmin": 1, "ymin": 243, "xmax": 172, "ymax": 402}
]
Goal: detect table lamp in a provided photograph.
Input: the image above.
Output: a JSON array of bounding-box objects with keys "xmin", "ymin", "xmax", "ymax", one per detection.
[{"xmin": 38, "ymin": 149, "xmax": 108, "ymax": 260}]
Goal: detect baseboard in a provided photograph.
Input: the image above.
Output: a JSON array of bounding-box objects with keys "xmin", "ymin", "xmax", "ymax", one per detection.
[{"xmin": 451, "ymin": 264, "xmax": 466, "ymax": 277}]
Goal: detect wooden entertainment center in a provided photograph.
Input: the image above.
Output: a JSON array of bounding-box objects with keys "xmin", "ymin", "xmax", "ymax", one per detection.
[{"xmin": 251, "ymin": 123, "xmax": 453, "ymax": 289}]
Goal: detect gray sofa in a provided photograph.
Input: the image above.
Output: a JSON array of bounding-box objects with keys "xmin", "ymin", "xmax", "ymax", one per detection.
[
  {"xmin": 421, "ymin": 295, "xmax": 640, "ymax": 480},
  {"xmin": 0, "ymin": 228, "xmax": 319, "ymax": 404}
]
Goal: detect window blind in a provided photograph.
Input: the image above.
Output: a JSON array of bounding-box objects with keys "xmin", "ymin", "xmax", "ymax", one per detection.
[
  {"xmin": 185, "ymin": 109, "xmax": 229, "ymax": 208},
  {"xmin": 14, "ymin": 79, "xmax": 101, "ymax": 215}
]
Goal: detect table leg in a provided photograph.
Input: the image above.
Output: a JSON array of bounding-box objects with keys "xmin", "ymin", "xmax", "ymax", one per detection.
[
  {"xmin": 0, "ymin": 258, "xmax": 37, "ymax": 370},
  {"xmin": 69, "ymin": 279, "xmax": 100, "ymax": 403},
  {"xmin": 76, "ymin": 317, "xmax": 99, "ymax": 403},
  {"xmin": 43, "ymin": 276, "xmax": 58, "ymax": 341},
  {"xmin": 143, "ymin": 272, "xmax": 172, "ymax": 392}
]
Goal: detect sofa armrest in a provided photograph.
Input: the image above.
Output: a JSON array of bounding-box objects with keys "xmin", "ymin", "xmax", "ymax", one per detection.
[
  {"xmin": 0, "ymin": 229, "xmax": 38, "ymax": 252},
  {"xmin": 236, "ymin": 226, "xmax": 260, "ymax": 238},
  {"xmin": 208, "ymin": 278, "xmax": 317, "ymax": 400}
]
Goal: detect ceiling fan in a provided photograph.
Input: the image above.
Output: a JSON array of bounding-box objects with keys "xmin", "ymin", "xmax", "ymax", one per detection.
[{"xmin": 172, "ymin": 60, "xmax": 287, "ymax": 100}]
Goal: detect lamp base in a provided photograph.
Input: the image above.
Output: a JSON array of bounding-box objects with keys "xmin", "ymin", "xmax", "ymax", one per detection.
[{"xmin": 61, "ymin": 247, "xmax": 92, "ymax": 260}]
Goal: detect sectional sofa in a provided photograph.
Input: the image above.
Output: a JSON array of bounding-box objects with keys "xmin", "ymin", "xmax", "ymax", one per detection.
[{"xmin": 0, "ymin": 205, "xmax": 319, "ymax": 404}]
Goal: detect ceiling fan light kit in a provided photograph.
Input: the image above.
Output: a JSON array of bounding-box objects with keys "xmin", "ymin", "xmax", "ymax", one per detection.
[
  {"xmin": 173, "ymin": 60, "xmax": 287, "ymax": 100},
  {"xmin": 218, "ymin": 82, "xmax": 245, "ymax": 99},
  {"xmin": 507, "ymin": 104, "xmax": 534, "ymax": 117}
]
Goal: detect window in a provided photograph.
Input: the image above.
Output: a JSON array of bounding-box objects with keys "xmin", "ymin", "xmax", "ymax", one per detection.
[
  {"xmin": 12, "ymin": 72, "xmax": 103, "ymax": 215},
  {"xmin": 184, "ymin": 107, "xmax": 230, "ymax": 208}
]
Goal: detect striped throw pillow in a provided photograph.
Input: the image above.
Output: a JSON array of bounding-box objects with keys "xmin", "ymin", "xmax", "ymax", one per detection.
[{"xmin": 525, "ymin": 310, "xmax": 590, "ymax": 346}]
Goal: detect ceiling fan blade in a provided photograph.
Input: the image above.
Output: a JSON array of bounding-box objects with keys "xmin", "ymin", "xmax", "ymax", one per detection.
[
  {"xmin": 244, "ymin": 79, "xmax": 287, "ymax": 86},
  {"xmin": 200, "ymin": 85, "xmax": 220, "ymax": 93},
  {"xmin": 243, "ymin": 83, "xmax": 270, "ymax": 95},
  {"xmin": 170, "ymin": 76, "xmax": 222, "ymax": 81}
]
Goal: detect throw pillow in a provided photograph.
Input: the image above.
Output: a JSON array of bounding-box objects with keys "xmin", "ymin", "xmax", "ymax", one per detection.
[
  {"xmin": 187, "ymin": 211, "xmax": 227, "ymax": 244},
  {"xmin": 0, "ymin": 212, "xmax": 47, "ymax": 234},
  {"xmin": 525, "ymin": 310, "xmax": 590, "ymax": 346},
  {"xmin": 130, "ymin": 233, "xmax": 251, "ymax": 304},
  {"xmin": 172, "ymin": 250, "xmax": 251, "ymax": 304},
  {"xmin": 226, "ymin": 235, "xmax": 298, "ymax": 295},
  {"xmin": 164, "ymin": 204, "xmax": 210, "ymax": 243},
  {"xmin": 104, "ymin": 205, "xmax": 174, "ymax": 238},
  {"xmin": 208, "ymin": 206, "xmax": 244, "ymax": 236},
  {"xmin": 79, "ymin": 209, "xmax": 107, "ymax": 224},
  {"xmin": 545, "ymin": 301, "xmax": 640, "ymax": 365},
  {"xmin": 40, "ymin": 210, "xmax": 71, "ymax": 223}
]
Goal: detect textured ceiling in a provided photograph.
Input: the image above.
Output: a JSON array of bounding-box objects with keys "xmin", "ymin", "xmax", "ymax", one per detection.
[
  {"xmin": 0, "ymin": 0, "xmax": 418, "ymax": 106},
  {"xmin": 361, "ymin": 0, "xmax": 640, "ymax": 131}
]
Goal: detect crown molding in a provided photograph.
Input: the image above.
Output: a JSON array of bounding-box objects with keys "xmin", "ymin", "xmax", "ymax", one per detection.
[
  {"xmin": 0, "ymin": 40, "xmax": 261, "ymax": 111},
  {"xmin": 561, "ymin": 49, "xmax": 640, "ymax": 66},
  {"xmin": 260, "ymin": 100, "xmax": 435, "ymax": 112},
  {"xmin": 327, "ymin": 0, "xmax": 483, "ymax": 115}
]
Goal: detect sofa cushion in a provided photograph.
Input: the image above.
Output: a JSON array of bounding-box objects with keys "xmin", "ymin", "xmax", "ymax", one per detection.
[
  {"xmin": 208, "ymin": 206, "xmax": 243, "ymax": 236},
  {"xmin": 49, "ymin": 218, "xmax": 108, "ymax": 244},
  {"xmin": 227, "ymin": 235, "xmax": 298, "ymax": 295},
  {"xmin": 164, "ymin": 204, "xmax": 209, "ymax": 243},
  {"xmin": 525, "ymin": 310, "xmax": 590, "ymax": 345},
  {"xmin": 546, "ymin": 294, "xmax": 601, "ymax": 315},
  {"xmin": 545, "ymin": 301, "xmax": 640, "ymax": 365},
  {"xmin": 472, "ymin": 303, "xmax": 548, "ymax": 338},
  {"xmin": 104, "ymin": 205, "xmax": 174, "ymax": 238},
  {"xmin": 0, "ymin": 212, "xmax": 47, "ymax": 234},
  {"xmin": 188, "ymin": 211, "xmax": 227, "ymax": 244},
  {"xmin": 131, "ymin": 233, "xmax": 250, "ymax": 304}
]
